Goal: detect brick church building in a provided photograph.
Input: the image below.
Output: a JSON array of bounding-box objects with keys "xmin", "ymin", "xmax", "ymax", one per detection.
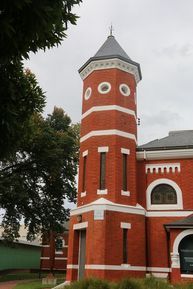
[{"xmin": 63, "ymin": 34, "xmax": 193, "ymax": 284}]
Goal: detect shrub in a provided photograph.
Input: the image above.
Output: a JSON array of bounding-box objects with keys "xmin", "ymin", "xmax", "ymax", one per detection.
[
  {"xmin": 66, "ymin": 278, "xmax": 110, "ymax": 289},
  {"xmin": 175, "ymin": 283, "xmax": 193, "ymax": 289},
  {"xmin": 143, "ymin": 276, "xmax": 171, "ymax": 289},
  {"xmin": 116, "ymin": 278, "xmax": 143, "ymax": 289}
]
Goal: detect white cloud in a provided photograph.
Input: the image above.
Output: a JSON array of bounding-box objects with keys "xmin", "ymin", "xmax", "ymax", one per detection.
[{"xmin": 25, "ymin": 0, "xmax": 193, "ymax": 145}]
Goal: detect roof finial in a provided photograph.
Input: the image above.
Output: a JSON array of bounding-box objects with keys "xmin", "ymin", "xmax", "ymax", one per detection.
[{"xmin": 109, "ymin": 24, "xmax": 114, "ymax": 37}]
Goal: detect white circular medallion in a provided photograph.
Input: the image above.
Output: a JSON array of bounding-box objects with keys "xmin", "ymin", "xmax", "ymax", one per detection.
[
  {"xmin": 98, "ymin": 82, "xmax": 111, "ymax": 94},
  {"xmin": 119, "ymin": 84, "xmax": 131, "ymax": 96},
  {"xmin": 84, "ymin": 87, "xmax": 92, "ymax": 100}
]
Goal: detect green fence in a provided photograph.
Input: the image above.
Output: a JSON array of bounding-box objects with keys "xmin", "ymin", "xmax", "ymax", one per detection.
[{"xmin": 0, "ymin": 242, "xmax": 41, "ymax": 270}]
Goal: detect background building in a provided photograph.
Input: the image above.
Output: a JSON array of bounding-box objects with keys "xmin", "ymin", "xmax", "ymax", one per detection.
[{"xmin": 0, "ymin": 225, "xmax": 41, "ymax": 272}]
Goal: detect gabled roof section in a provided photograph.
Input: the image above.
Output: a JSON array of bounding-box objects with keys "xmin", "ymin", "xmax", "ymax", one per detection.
[
  {"xmin": 165, "ymin": 214, "xmax": 193, "ymax": 231},
  {"xmin": 94, "ymin": 35, "xmax": 130, "ymax": 60},
  {"xmin": 138, "ymin": 130, "xmax": 193, "ymax": 151}
]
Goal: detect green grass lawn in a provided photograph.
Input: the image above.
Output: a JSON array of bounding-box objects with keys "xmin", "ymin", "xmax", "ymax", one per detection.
[
  {"xmin": 10, "ymin": 277, "xmax": 193, "ymax": 289},
  {"xmin": 13, "ymin": 280, "xmax": 54, "ymax": 289},
  {"xmin": 0, "ymin": 272, "xmax": 65, "ymax": 283},
  {"xmin": 0, "ymin": 272, "xmax": 41, "ymax": 282}
]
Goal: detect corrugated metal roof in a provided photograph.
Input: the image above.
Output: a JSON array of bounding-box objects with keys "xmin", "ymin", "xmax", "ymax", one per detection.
[{"xmin": 138, "ymin": 130, "xmax": 193, "ymax": 150}]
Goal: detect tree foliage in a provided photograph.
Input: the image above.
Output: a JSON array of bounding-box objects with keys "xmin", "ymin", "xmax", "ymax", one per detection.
[
  {"xmin": 0, "ymin": 0, "xmax": 82, "ymax": 159},
  {"xmin": 0, "ymin": 67, "xmax": 45, "ymax": 159},
  {"xmin": 0, "ymin": 107, "xmax": 79, "ymax": 241},
  {"xmin": 0, "ymin": 0, "xmax": 82, "ymax": 62}
]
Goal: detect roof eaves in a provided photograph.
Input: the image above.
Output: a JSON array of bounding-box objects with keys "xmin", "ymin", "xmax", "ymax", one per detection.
[
  {"xmin": 137, "ymin": 145, "xmax": 193, "ymax": 152},
  {"xmin": 79, "ymin": 56, "xmax": 142, "ymax": 80}
]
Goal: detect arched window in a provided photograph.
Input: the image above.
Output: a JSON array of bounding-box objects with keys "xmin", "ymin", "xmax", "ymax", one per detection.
[
  {"xmin": 179, "ymin": 234, "xmax": 193, "ymax": 274},
  {"xmin": 151, "ymin": 184, "xmax": 177, "ymax": 204}
]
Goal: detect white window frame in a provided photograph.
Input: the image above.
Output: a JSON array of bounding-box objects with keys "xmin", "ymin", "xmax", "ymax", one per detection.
[
  {"xmin": 98, "ymin": 82, "xmax": 111, "ymax": 94},
  {"xmin": 84, "ymin": 87, "xmax": 92, "ymax": 100},
  {"xmin": 119, "ymin": 83, "xmax": 131, "ymax": 96},
  {"xmin": 146, "ymin": 178, "xmax": 183, "ymax": 210}
]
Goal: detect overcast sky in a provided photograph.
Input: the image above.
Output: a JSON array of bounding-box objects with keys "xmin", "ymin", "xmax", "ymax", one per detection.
[{"xmin": 25, "ymin": 0, "xmax": 193, "ymax": 145}]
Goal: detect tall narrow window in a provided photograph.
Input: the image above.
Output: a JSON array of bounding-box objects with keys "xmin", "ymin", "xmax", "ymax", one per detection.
[
  {"xmin": 100, "ymin": 152, "xmax": 106, "ymax": 190},
  {"xmin": 123, "ymin": 229, "xmax": 128, "ymax": 263},
  {"xmin": 82, "ymin": 156, "xmax": 87, "ymax": 192},
  {"xmin": 122, "ymin": 154, "xmax": 127, "ymax": 191}
]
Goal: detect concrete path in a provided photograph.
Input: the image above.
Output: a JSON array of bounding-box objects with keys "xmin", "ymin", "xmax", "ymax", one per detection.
[{"xmin": 0, "ymin": 280, "xmax": 21, "ymax": 289}]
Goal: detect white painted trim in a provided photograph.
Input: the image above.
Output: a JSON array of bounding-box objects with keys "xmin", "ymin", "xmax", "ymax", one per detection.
[
  {"xmin": 147, "ymin": 267, "xmax": 171, "ymax": 273},
  {"xmin": 82, "ymin": 150, "xmax": 88, "ymax": 157},
  {"xmin": 146, "ymin": 178, "xmax": 183, "ymax": 210},
  {"xmin": 67, "ymin": 264, "xmax": 79, "ymax": 269},
  {"xmin": 64, "ymin": 245, "xmax": 68, "ymax": 248},
  {"xmin": 121, "ymin": 148, "xmax": 130, "ymax": 155},
  {"xmin": 40, "ymin": 257, "xmax": 50, "ymax": 260},
  {"xmin": 55, "ymin": 257, "xmax": 67, "ymax": 260},
  {"xmin": 121, "ymin": 264, "xmax": 131, "ymax": 267},
  {"xmin": 146, "ymin": 163, "xmax": 180, "ymax": 174},
  {"xmin": 66, "ymin": 264, "xmax": 171, "ymax": 273},
  {"xmin": 81, "ymin": 105, "xmax": 136, "ymax": 120},
  {"xmin": 41, "ymin": 245, "xmax": 50, "ymax": 248},
  {"xmin": 173, "ymin": 229, "xmax": 193, "ymax": 255},
  {"xmin": 98, "ymin": 146, "xmax": 109, "ymax": 153},
  {"xmin": 80, "ymin": 130, "xmax": 137, "ymax": 143},
  {"xmin": 97, "ymin": 189, "xmax": 108, "ymax": 195},
  {"xmin": 80, "ymin": 191, "xmax": 86, "ymax": 198},
  {"xmin": 137, "ymin": 149, "xmax": 193, "ymax": 160},
  {"xmin": 146, "ymin": 211, "xmax": 193, "ymax": 217},
  {"xmin": 79, "ymin": 58, "xmax": 141, "ymax": 84},
  {"xmin": 70, "ymin": 198, "xmax": 145, "ymax": 216},
  {"xmin": 73, "ymin": 222, "xmax": 88, "ymax": 230},
  {"xmin": 181, "ymin": 274, "xmax": 193, "ymax": 278},
  {"xmin": 85, "ymin": 264, "xmax": 146, "ymax": 271},
  {"xmin": 151, "ymin": 273, "xmax": 168, "ymax": 278},
  {"xmin": 121, "ymin": 222, "xmax": 131, "ymax": 229},
  {"xmin": 55, "ymin": 251, "xmax": 63, "ymax": 255},
  {"xmin": 72, "ymin": 198, "xmax": 192, "ymax": 218},
  {"xmin": 121, "ymin": 190, "xmax": 130, "ymax": 197}
]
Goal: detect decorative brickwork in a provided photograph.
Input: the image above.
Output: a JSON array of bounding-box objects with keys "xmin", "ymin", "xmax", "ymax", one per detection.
[{"xmin": 65, "ymin": 35, "xmax": 193, "ymax": 284}]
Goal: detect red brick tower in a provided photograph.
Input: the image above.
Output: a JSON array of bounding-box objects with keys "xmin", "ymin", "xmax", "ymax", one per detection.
[{"xmin": 66, "ymin": 34, "xmax": 146, "ymax": 282}]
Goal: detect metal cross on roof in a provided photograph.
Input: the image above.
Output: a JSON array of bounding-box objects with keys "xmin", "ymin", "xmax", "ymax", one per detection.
[{"xmin": 109, "ymin": 24, "xmax": 114, "ymax": 36}]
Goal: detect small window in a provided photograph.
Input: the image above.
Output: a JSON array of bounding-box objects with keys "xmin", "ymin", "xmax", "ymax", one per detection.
[
  {"xmin": 122, "ymin": 154, "xmax": 127, "ymax": 191},
  {"xmin": 84, "ymin": 87, "xmax": 92, "ymax": 100},
  {"xmin": 99, "ymin": 152, "xmax": 106, "ymax": 190},
  {"xmin": 98, "ymin": 82, "xmax": 111, "ymax": 94},
  {"xmin": 123, "ymin": 229, "xmax": 128, "ymax": 263},
  {"xmin": 151, "ymin": 184, "xmax": 177, "ymax": 204},
  {"xmin": 55, "ymin": 237, "xmax": 63, "ymax": 252},
  {"xmin": 119, "ymin": 84, "xmax": 131, "ymax": 96},
  {"xmin": 82, "ymin": 156, "xmax": 87, "ymax": 192}
]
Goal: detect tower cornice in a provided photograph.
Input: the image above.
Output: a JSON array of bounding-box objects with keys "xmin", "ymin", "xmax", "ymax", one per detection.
[{"xmin": 79, "ymin": 57, "xmax": 141, "ymax": 84}]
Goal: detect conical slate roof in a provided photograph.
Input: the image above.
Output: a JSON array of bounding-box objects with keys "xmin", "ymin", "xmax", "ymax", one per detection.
[
  {"xmin": 93, "ymin": 35, "xmax": 130, "ymax": 60},
  {"xmin": 79, "ymin": 35, "xmax": 141, "ymax": 79}
]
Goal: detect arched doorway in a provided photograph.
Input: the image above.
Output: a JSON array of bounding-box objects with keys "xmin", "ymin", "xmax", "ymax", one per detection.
[{"xmin": 179, "ymin": 234, "xmax": 193, "ymax": 274}]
